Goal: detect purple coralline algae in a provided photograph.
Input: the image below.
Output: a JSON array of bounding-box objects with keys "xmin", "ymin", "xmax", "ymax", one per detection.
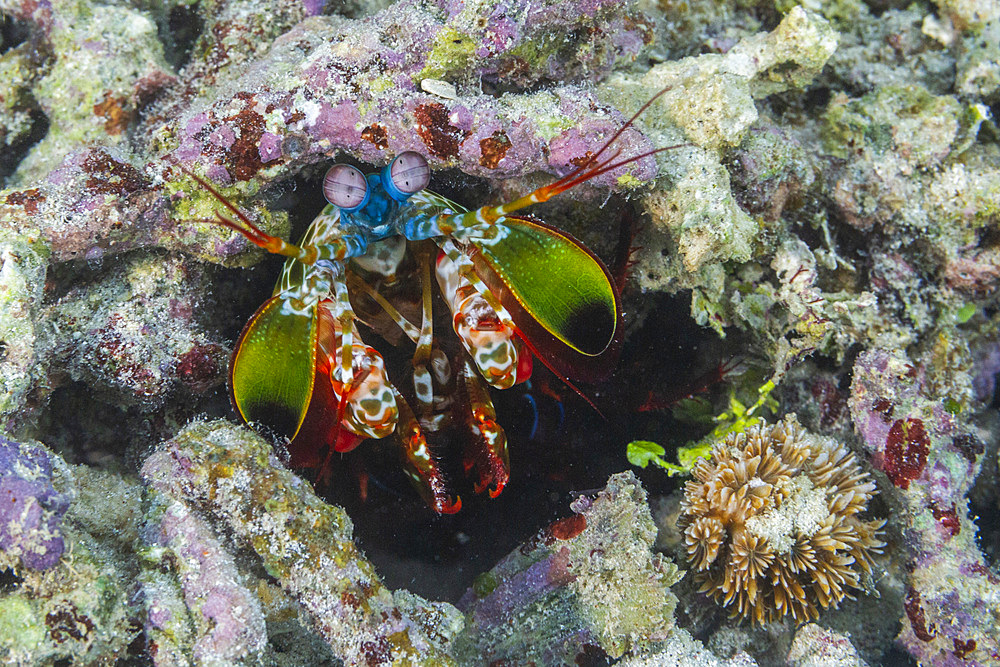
[
  {"xmin": 142, "ymin": 490, "xmax": 268, "ymax": 665},
  {"xmin": 0, "ymin": 434, "xmax": 69, "ymax": 570},
  {"xmin": 850, "ymin": 349, "xmax": 999, "ymax": 665},
  {"xmin": 142, "ymin": 419, "xmax": 462, "ymax": 665},
  {"xmin": 454, "ymin": 472, "xmax": 681, "ymax": 665}
]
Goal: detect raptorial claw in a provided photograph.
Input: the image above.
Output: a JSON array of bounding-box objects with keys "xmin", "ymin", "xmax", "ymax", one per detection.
[
  {"xmin": 393, "ymin": 390, "xmax": 462, "ymax": 513},
  {"xmin": 458, "ymin": 359, "xmax": 510, "ymax": 499},
  {"xmin": 436, "ymin": 495, "xmax": 463, "ymax": 514},
  {"xmin": 468, "ymin": 422, "xmax": 509, "ymax": 498}
]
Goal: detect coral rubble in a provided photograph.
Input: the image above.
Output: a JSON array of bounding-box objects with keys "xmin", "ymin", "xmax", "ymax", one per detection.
[
  {"xmin": 455, "ymin": 472, "xmax": 681, "ymax": 664},
  {"xmin": 1, "ymin": 0, "xmax": 1000, "ymax": 663}
]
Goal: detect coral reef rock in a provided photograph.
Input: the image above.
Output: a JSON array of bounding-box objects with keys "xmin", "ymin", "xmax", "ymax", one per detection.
[
  {"xmin": 851, "ymin": 349, "xmax": 1000, "ymax": 666},
  {"xmin": 142, "ymin": 419, "xmax": 462, "ymax": 665},
  {"xmin": 0, "ymin": 435, "xmax": 69, "ymax": 571},
  {"xmin": 455, "ymin": 472, "xmax": 682, "ymax": 665}
]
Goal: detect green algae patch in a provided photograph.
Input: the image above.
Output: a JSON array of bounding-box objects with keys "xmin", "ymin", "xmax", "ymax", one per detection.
[
  {"xmin": 416, "ymin": 27, "xmax": 476, "ymax": 83},
  {"xmin": 0, "ymin": 597, "xmax": 46, "ymax": 659},
  {"xmin": 822, "ymin": 85, "xmax": 973, "ymax": 167},
  {"xmin": 0, "ymin": 230, "xmax": 50, "ymax": 426},
  {"xmin": 164, "ymin": 173, "xmax": 290, "ymax": 268}
]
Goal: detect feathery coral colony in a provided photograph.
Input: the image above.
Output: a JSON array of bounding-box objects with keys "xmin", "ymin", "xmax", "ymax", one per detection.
[{"xmin": 0, "ymin": 0, "xmax": 998, "ymax": 663}]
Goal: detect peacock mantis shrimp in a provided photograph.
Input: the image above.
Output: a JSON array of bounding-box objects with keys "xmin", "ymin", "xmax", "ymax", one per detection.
[{"xmin": 178, "ymin": 88, "xmax": 675, "ymax": 513}]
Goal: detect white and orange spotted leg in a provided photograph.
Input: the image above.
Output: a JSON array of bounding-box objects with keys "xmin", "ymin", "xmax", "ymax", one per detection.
[
  {"xmin": 410, "ymin": 249, "xmax": 437, "ymax": 416},
  {"xmin": 399, "ymin": 250, "xmax": 465, "ymax": 511},
  {"xmin": 435, "ymin": 242, "xmax": 532, "ymax": 389},
  {"xmin": 331, "ymin": 274, "xmax": 358, "ymax": 398},
  {"xmin": 457, "ymin": 358, "xmax": 509, "ymax": 497},
  {"xmin": 317, "ymin": 302, "xmax": 398, "ymax": 451},
  {"xmin": 342, "ymin": 257, "xmax": 460, "ymax": 513},
  {"xmin": 393, "ymin": 387, "xmax": 461, "ymax": 513}
]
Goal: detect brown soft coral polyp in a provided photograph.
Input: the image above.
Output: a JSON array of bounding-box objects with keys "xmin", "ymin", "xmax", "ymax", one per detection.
[{"xmin": 678, "ymin": 415, "xmax": 885, "ymax": 625}]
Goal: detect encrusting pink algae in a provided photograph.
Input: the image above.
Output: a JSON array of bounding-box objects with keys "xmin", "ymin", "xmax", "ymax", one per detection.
[{"xmin": 1, "ymin": 0, "xmax": 1000, "ymax": 663}]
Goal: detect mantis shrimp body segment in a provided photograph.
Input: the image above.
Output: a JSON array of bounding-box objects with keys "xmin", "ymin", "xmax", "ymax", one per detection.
[{"xmin": 181, "ymin": 88, "xmax": 675, "ymax": 512}]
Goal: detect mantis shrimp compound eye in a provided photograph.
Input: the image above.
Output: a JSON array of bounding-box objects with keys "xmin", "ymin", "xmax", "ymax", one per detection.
[
  {"xmin": 382, "ymin": 151, "xmax": 430, "ymax": 201},
  {"xmin": 324, "ymin": 164, "xmax": 370, "ymax": 211}
]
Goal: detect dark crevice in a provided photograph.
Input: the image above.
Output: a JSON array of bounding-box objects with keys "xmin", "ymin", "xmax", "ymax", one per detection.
[
  {"xmin": 1, "ymin": 13, "xmax": 32, "ymax": 54},
  {"xmin": 0, "ymin": 107, "xmax": 49, "ymax": 188},
  {"xmin": 0, "ymin": 567, "xmax": 23, "ymax": 593},
  {"xmin": 160, "ymin": 1, "xmax": 203, "ymax": 71}
]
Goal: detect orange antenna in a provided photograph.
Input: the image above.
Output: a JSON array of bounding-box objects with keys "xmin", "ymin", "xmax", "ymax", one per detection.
[{"xmin": 171, "ymin": 161, "xmax": 311, "ymax": 261}]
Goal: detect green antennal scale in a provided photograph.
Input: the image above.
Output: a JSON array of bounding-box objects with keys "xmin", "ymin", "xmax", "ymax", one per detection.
[{"xmin": 179, "ymin": 86, "xmax": 674, "ymax": 513}]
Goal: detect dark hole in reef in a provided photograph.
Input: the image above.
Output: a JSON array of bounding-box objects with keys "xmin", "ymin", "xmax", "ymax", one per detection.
[
  {"xmin": 987, "ymin": 102, "xmax": 1000, "ymax": 139},
  {"xmin": 969, "ymin": 425, "xmax": 1000, "ymax": 568},
  {"xmin": 810, "ymin": 201, "xmax": 881, "ymax": 289},
  {"xmin": 575, "ymin": 643, "xmax": 613, "ymax": 666},
  {"xmin": 802, "ymin": 84, "xmax": 832, "ymax": 112},
  {"xmin": 0, "ymin": 108, "xmax": 48, "ymax": 188},
  {"xmin": 881, "ymin": 645, "xmax": 919, "ymax": 667},
  {"xmin": 163, "ymin": 1, "xmax": 203, "ymax": 71},
  {"xmin": 0, "ymin": 567, "xmax": 23, "ymax": 593},
  {"xmin": 860, "ymin": 0, "xmax": 898, "ymax": 17},
  {"xmin": 36, "ymin": 379, "xmax": 231, "ymax": 472},
  {"xmin": 118, "ymin": 622, "xmax": 154, "ymax": 666},
  {"xmin": 332, "ymin": 287, "xmax": 742, "ymax": 603},
  {"xmin": 970, "ymin": 478, "xmax": 1000, "ymax": 568},
  {"xmin": 768, "ymin": 85, "xmax": 820, "ymax": 118},
  {"xmin": 1, "ymin": 13, "xmax": 32, "ymax": 54},
  {"xmin": 267, "ymin": 620, "xmax": 339, "ymax": 666},
  {"xmin": 977, "ymin": 221, "xmax": 1000, "ymax": 250}
]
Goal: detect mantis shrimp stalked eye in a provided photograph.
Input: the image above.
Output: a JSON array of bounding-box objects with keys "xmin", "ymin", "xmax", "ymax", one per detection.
[
  {"xmin": 323, "ymin": 164, "xmax": 370, "ymax": 211},
  {"xmin": 179, "ymin": 86, "xmax": 678, "ymax": 513},
  {"xmin": 384, "ymin": 151, "xmax": 430, "ymax": 198}
]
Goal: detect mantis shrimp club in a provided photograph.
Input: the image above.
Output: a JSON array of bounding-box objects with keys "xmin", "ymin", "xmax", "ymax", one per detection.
[{"xmin": 176, "ymin": 88, "xmax": 677, "ymax": 513}]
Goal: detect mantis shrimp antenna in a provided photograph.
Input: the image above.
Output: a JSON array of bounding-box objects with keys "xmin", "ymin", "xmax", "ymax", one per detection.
[
  {"xmin": 170, "ymin": 161, "xmax": 318, "ymax": 263},
  {"xmin": 443, "ymin": 85, "xmax": 685, "ymax": 232}
]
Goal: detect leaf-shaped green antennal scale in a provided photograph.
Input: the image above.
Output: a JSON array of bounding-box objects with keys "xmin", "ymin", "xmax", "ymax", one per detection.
[
  {"xmin": 230, "ymin": 296, "xmax": 319, "ymax": 442},
  {"xmin": 468, "ymin": 216, "xmax": 622, "ymax": 383}
]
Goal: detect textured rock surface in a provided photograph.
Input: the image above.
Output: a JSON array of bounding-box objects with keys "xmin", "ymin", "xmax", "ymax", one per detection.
[
  {"xmin": 454, "ymin": 472, "xmax": 681, "ymax": 664},
  {"xmin": 143, "ymin": 419, "xmax": 462, "ymax": 665},
  {"xmin": 850, "ymin": 349, "xmax": 999, "ymax": 665},
  {"xmin": 2, "ymin": 0, "xmax": 1000, "ymax": 664},
  {"xmin": 0, "ymin": 435, "xmax": 69, "ymax": 570}
]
